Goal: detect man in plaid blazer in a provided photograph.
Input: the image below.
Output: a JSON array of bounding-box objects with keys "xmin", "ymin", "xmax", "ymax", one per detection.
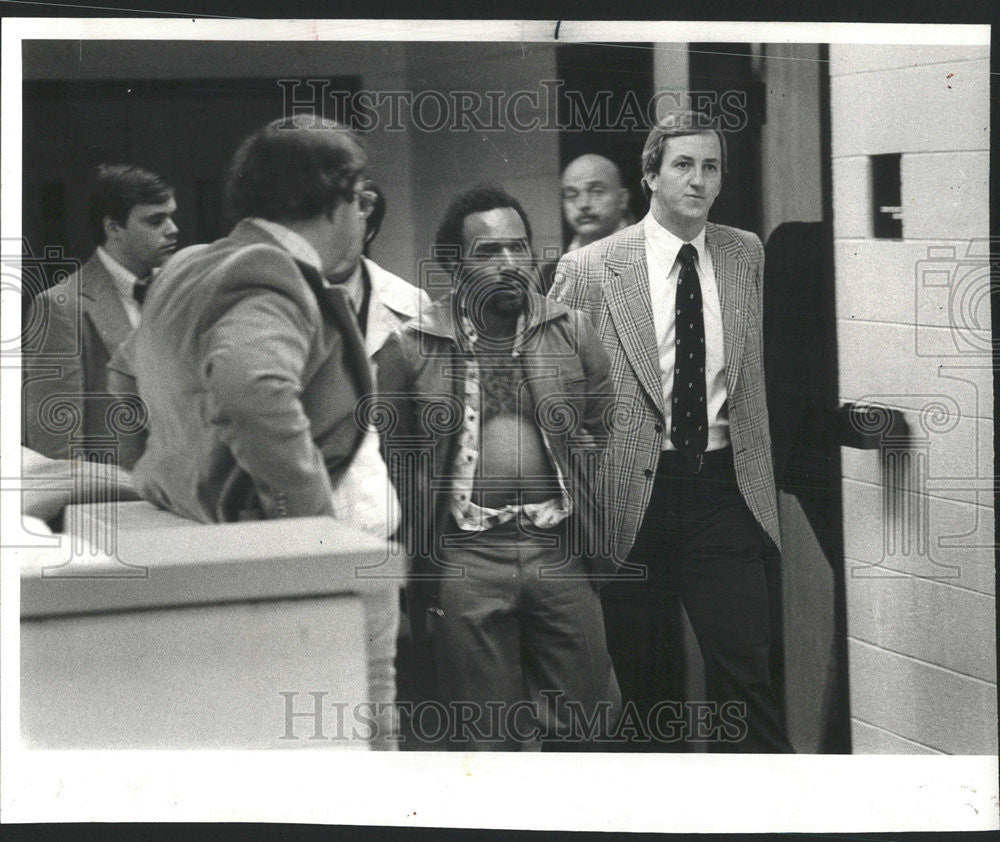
[{"xmin": 550, "ymin": 111, "xmax": 791, "ymax": 752}]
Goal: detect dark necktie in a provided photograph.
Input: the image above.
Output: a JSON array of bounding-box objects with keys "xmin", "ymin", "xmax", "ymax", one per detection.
[
  {"xmin": 132, "ymin": 277, "xmax": 151, "ymax": 306},
  {"xmin": 671, "ymin": 243, "xmax": 708, "ymax": 452}
]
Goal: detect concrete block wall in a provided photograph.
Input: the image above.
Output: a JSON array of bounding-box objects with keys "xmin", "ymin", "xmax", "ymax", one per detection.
[{"xmin": 829, "ymin": 44, "xmax": 994, "ymax": 753}]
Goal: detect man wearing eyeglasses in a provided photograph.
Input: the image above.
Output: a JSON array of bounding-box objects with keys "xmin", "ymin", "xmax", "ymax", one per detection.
[
  {"xmin": 131, "ymin": 114, "xmax": 391, "ymax": 528},
  {"xmin": 325, "ymin": 180, "xmax": 430, "ymax": 359},
  {"xmin": 128, "ymin": 115, "xmax": 401, "ymax": 748}
]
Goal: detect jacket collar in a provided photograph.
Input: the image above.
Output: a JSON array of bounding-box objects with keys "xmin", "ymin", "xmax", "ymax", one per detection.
[
  {"xmin": 604, "ymin": 220, "xmax": 743, "ymax": 268},
  {"xmin": 362, "ymin": 258, "xmax": 425, "ymax": 358},
  {"xmin": 79, "ymin": 253, "xmax": 133, "ymax": 351},
  {"xmin": 599, "ymin": 220, "xmax": 754, "ymax": 412},
  {"xmin": 243, "ymin": 218, "xmax": 324, "ymax": 271}
]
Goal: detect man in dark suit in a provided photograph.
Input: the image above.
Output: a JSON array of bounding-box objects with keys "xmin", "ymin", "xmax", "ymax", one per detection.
[
  {"xmin": 550, "ymin": 111, "xmax": 792, "ymax": 752},
  {"xmin": 22, "ymin": 164, "xmax": 177, "ymax": 463}
]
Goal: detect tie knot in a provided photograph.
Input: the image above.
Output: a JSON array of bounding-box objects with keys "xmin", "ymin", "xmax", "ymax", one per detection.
[
  {"xmin": 678, "ymin": 243, "xmax": 697, "ymax": 267},
  {"xmin": 132, "ymin": 277, "xmax": 151, "ymax": 305}
]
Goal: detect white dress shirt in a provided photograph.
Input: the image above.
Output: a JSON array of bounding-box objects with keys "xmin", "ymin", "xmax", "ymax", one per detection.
[
  {"xmin": 95, "ymin": 246, "xmax": 143, "ymax": 329},
  {"xmin": 644, "ymin": 213, "xmax": 730, "ymax": 451}
]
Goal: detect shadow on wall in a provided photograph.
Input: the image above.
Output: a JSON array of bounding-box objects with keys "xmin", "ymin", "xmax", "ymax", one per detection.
[{"xmin": 764, "ymin": 220, "xmax": 849, "ymax": 753}]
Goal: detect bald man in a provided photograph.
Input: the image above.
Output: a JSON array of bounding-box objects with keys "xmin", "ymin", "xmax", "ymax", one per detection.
[{"xmin": 560, "ymin": 154, "xmax": 631, "ymax": 253}]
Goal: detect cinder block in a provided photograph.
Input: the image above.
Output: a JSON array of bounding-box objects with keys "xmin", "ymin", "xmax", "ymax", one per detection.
[
  {"xmin": 842, "ymin": 478, "xmax": 994, "ymax": 595},
  {"xmin": 834, "ymin": 239, "xmax": 989, "ymax": 329},
  {"xmin": 847, "ymin": 566, "xmax": 996, "ymax": 681},
  {"xmin": 837, "ymin": 320, "xmax": 992, "ymax": 413},
  {"xmin": 851, "ymin": 717, "xmax": 943, "ymax": 754},
  {"xmin": 908, "ymin": 237, "xmax": 993, "ymax": 359},
  {"xmin": 902, "ymin": 152, "xmax": 989, "ymax": 240},
  {"xmin": 831, "ymin": 59, "xmax": 989, "ymax": 157},
  {"xmin": 848, "ymin": 638, "xmax": 997, "ymax": 754},
  {"xmin": 840, "ymin": 409, "xmax": 993, "ymax": 501},
  {"xmin": 830, "ymin": 45, "xmax": 989, "ymax": 77}
]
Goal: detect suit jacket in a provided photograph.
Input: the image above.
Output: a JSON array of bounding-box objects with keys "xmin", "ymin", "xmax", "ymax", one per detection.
[
  {"xmin": 105, "ymin": 255, "xmax": 429, "ymax": 472},
  {"xmin": 22, "ymin": 254, "xmax": 140, "ymax": 462},
  {"xmin": 131, "ymin": 219, "xmax": 371, "ymax": 523},
  {"xmin": 550, "ymin": 221, "xmax": 781, "ymax": 564}
]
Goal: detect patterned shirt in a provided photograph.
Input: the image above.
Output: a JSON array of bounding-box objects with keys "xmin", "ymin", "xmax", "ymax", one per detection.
[{"xmin": 449, "ymin": 308, "xmax": 571, "ymax": 532}]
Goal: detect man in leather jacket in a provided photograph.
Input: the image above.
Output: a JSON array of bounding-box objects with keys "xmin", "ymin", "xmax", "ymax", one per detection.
[{"xmin": 375, "ymin": 184, "xmax": 620, "ymax": 750}]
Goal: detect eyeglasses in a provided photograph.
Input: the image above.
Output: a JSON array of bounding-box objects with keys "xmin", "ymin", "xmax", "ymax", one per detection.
[{"xmin": 355, "ymin": 189, "xmax": 378, "ymax": 219}]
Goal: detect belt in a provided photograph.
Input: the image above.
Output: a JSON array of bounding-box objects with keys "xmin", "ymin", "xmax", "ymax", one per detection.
[{"xmin": 656, "ymin": 447, "xmax": 734, "ymax": 476}]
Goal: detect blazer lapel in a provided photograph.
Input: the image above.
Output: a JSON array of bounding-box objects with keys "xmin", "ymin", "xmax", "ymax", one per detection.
[
  {"xmin": 605, "ymin": 233, "xmax": 665, "ymax": 416},
  {"xmin": 294, "ymin": 260, "xmax": 374, "ymax": 398},
  {"xmin": 79, "ymin": 256, "xmax": 133, "ymax": 352},
  {"xmin": 707, "ymin": 224, "xmax": 750, "ymax": 397},
  {"xmin": 230, "ymin": 220, "xmax": 374, "ymax": 396}
]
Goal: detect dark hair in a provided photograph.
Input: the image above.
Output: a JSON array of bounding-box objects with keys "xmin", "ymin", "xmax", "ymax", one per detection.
[
  {"xmin": 434, "ymin": 183, "xmax": 533, "ymax": 269},
  {"xmin": 225, "ymin": 113, "xmax": 366, "ymax": 224},
  {"xmin": 87, "ymin": 164, "xmax": 174, "ymax": 246},
  {"xmin": 363, "ymin": 179, "xmax": 386, "ymax": 256},
  {"xmin": 640, "ymin": 110, "xmax": 728, "ymax": 199}
]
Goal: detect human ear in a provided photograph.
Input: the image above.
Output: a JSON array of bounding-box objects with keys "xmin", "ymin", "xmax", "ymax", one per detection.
[{"xmin": 103, "ymin": 215, "xmax": 123, "ymax": 240}]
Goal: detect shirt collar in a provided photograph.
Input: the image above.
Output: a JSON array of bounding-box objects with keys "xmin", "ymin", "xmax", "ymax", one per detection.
[
  {"xmin": 95, "ymin": 246, "xmax": 141, "ymax": 300},
  {"xmin": 247, "ymin": 218, "xmax": 323, "ymax": 272},
  {"xmin": 643, "ymin": 212, "xmax": 707, "ymax": 268}
]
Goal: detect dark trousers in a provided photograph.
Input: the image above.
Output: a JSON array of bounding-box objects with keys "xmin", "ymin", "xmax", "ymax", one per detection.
[
  {"xmin": 431, "ymin": 519, "xmax": 621, "ymax": 751},
  {"xmin": 601, "ymin": 448, "xmax": 793, "ymax": 753}
]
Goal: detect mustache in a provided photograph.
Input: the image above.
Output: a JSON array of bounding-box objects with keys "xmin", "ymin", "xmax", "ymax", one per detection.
[{"xmin": 461, "ymin": 261, "xmax": 536, "ymax": 282}]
